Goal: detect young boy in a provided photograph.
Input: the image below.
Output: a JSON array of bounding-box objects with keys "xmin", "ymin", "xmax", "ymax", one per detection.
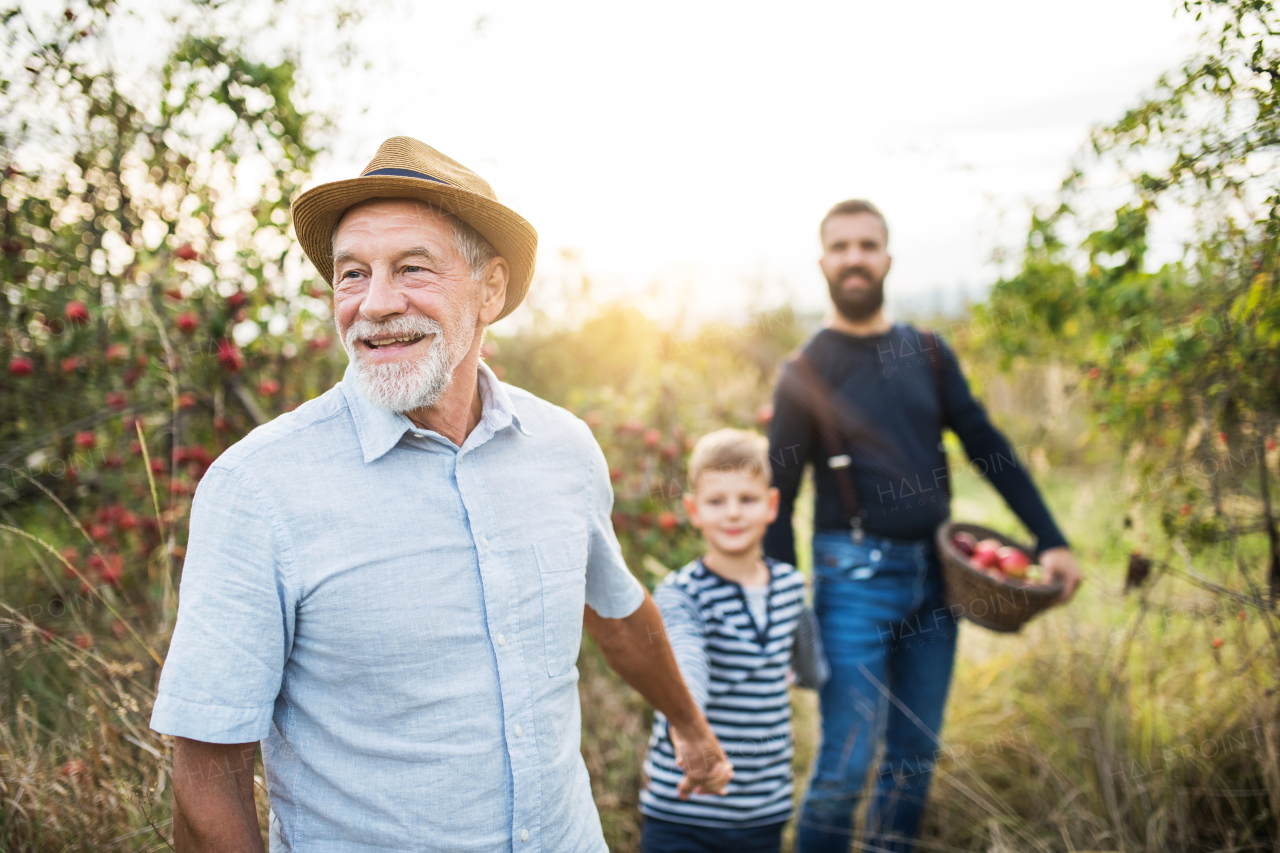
[{"xmin": 640, "ymin": 428, "xmax": 828, "ymax": 853}]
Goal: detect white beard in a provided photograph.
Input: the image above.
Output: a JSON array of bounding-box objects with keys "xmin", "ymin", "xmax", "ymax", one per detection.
[{"xmin": 340, "ymin": 314, "xmax": 473, "ymax": 413}]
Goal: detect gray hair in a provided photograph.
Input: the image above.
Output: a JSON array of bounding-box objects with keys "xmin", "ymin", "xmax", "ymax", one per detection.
[{"xmin": 330, "ymin": 201, "xmax": 498, "ymax": 282}]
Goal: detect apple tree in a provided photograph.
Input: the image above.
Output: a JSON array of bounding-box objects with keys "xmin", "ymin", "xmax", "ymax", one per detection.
[
  {"xmin": 0, "ymin": 0, "xmax": 340, "ymax": 625},
  {"xmin": 979, "ymin": 0, "xmax": 1280, "ymax": 596}
]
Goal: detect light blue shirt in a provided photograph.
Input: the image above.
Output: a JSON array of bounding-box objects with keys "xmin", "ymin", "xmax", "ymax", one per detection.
[{"xmin": 150, "ymin": 362, "xmax": 646, "ymax": 852}]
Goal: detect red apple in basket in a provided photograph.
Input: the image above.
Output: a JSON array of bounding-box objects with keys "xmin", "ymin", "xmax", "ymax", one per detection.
[
  {"xmin": 971, "ymin": 538, "xmax": 1002, "ymax": 568},
  {"xmin": 996, "ymin": 546, "xmax": 1030, "ymax": 578},
  {"xmin": 951, "ymin": 531, "xmax": 977, "ymax": 556}
]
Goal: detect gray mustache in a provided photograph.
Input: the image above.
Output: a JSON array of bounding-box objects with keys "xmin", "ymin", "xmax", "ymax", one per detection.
[{"xmin": 344, "ymin": 316, "xmax": 444, "ymax": 351}]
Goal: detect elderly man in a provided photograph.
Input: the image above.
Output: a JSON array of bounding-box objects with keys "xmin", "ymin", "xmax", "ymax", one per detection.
[{"xmin": 150, "ymin": 137, "xmax": 731, "ymax": 852}]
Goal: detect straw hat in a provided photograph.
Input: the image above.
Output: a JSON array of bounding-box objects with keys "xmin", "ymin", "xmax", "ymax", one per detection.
[{"xmin": 291, "ymin": 136, "xmax": 538, "ymax": 322}]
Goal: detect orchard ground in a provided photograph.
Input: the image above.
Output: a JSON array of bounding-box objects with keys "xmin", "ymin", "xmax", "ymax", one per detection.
[{"xmin": 2, "ymin": 304, "xmax": 1276, "ymax": 851}]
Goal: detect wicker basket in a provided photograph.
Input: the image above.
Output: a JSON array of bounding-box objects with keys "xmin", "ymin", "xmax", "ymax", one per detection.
[{"xmin": 935, "ymin": 520, "xmax": 1063, "ymax": 633}]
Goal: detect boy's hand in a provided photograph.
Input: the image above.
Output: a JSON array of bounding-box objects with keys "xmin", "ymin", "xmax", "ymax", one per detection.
[{"xmin": 669, "ymin": 720, "xmax": 733, "ymax": 798}]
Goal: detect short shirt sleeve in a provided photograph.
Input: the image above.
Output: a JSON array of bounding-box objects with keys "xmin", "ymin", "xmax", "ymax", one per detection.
[
  {"xmin": 582, "ymin": 431, "xmax": 645, "ymax": 619},
  {"xmin": 150, "ymin": 463, "xmax": 297, "ymax": 743}
]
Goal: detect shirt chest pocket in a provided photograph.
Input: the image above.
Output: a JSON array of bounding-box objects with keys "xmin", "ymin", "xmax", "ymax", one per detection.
[{"xmin": 534, "ymin": 534, "xmax": 589, "ymax": 678}]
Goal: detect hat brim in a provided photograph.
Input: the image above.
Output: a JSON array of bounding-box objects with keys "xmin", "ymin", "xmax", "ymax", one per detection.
[{"xmin": 291, "ymin": 175, "xmax": 538, "ymax": 323}]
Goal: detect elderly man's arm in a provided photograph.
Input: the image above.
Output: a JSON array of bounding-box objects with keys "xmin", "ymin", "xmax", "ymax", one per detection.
[
  {"xmin": 584, "ymin": 592, "xmax": 733, "ymax": 798},
  {"xmin": 172, "ymin": 738, "xmax": 264, "ymax": 853}
]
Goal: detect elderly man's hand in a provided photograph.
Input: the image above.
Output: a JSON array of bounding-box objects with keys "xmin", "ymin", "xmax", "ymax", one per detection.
[
  {"xmin": 1039, "ymin": 546, "xmax": 1082, "ymax": 604},
  {"xmin": 668, "ymin": 720, "xmax": 734, "ymax": 799}
]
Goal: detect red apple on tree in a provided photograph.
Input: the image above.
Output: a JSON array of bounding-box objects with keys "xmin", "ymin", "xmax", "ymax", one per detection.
[
  {"xmin": 100, "ymin": 554, "xmax": 123, "ymax": 586},
  {"xmin": 8, "ymin": 356, "xmax": 33, "ymax": 377},
  {"xmin": 176, "ymin": 312, "xmax": 198, "ymax": 334},
  {"xmin": 174, "ymin": 243, "xmax": 199, "ymax": 261},
  {"xmin": 64, "ymin": 300, "xmax": 90, "ymax": 324},
  {"xmin": 216, "ymin": 339, "xmax": 244, "ymax": 372}
]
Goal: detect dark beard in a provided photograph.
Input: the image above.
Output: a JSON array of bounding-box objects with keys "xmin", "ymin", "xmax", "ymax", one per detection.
[{"xmin": 826, "ymin": 266, "xmax": 885, "ymax": 323}]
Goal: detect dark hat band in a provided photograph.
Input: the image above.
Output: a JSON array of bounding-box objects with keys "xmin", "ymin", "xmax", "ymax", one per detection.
[{"xmin": 363, "ymin": 167, "xmax": 447, "ymax": 184}]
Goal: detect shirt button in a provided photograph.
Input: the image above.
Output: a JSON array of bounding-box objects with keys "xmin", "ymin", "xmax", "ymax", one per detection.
[
  {"xmin": 515, "ymin": 724, "xmax": 523, "ymax": 738},
  {"xmin": 521, "ymin": 829, "xmax": 529, "ymax": 842},
  {"xmin": 497, "ymin": 633, "xmax": 506, "ymax": 646},
  {"xmin": 870, "ymin": 549, "xmax": 882, "ymax": 561},
  {"xmin": 479, "ymin": 536, "xmax": 489, "ymax": 550}
]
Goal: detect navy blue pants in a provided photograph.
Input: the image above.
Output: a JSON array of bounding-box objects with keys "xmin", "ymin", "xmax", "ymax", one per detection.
[
  {"xmin": 796, "ymin": 532, "xmax": 958, "ymax": 853},
  {"xmin": 640, "ymin": 816, "xmax": 786, "ymax": 853}
]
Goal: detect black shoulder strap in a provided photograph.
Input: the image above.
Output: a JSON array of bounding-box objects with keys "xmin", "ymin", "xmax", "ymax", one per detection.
[{"xmin": 790, "ymin": 353, "xmax": 865, "ymax": 540}]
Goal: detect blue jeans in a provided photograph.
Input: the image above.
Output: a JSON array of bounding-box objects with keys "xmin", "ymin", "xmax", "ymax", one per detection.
[
  {"xmin": 797, "ymin": 531, "xmax": 958, "ymax": 853},
  {"xmin": 640, "ymin": 816, "xmax": 786, "ymax": 853}
]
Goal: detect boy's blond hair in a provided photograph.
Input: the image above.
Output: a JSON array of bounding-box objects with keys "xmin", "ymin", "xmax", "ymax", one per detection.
[{"xmin": 687, "ymin": 428, "xmax": 771, "ymax": 490}]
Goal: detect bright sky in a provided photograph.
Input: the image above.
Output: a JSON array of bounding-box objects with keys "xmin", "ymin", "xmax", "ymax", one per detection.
[
  {"xmin": 23, "ymin": 0, "xmax": 1200, "ymax": 325},
  {"xmin": 300, "ymin": 0, "xmax": 1203, "ymax": 326}
]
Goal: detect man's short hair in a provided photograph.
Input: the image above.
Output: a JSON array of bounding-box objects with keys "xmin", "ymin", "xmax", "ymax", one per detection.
[
  {"xmin": 688, "ymin": 428, "xmax": 771, "ymax": 489},
  {"xmin": 330, "ymin": 200, "xmax": 498, "ymax": 282},
  {"xmin": 820, "ymin": 199, "xmax": 889, "ymax": 245}
]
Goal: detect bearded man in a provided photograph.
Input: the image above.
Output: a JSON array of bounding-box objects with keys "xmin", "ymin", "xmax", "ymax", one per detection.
[
  {"xmin": 150, "ymin": 137, "xmax": 731, "ymax": 853},
  {"xmin": 763, "ymin": 200, "xmax": 1082, "ymax": 852}
]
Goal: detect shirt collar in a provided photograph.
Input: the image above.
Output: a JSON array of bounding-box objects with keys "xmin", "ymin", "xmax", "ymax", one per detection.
[{"xmin": 341, "ymin": 360, "xmax": 530, "ymax": 464}]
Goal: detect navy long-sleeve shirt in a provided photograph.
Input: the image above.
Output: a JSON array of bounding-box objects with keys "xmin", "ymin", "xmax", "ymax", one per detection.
[{"xmin": 763, "ymin": 324, "xmax": 1068, "ymax": 566}]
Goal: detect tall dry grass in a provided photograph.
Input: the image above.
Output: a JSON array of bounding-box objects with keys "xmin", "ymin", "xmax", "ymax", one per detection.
[
  {"xmin": 924, "ymin": 584, "xmax": 1279, "ymax": 852},
  {"xmin": 578, "ymin": 461, "xmax": 1280, "ymax": 853},
  {"xmin": 1, "ymin": 352, "xmax": 1276, "ymax": 851}
]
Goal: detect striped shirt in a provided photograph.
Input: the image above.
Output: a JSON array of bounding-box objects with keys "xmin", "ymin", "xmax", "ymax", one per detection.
[{"xmin": 640, "ymin": 558, "xmax": 821, "ymax": 828}]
